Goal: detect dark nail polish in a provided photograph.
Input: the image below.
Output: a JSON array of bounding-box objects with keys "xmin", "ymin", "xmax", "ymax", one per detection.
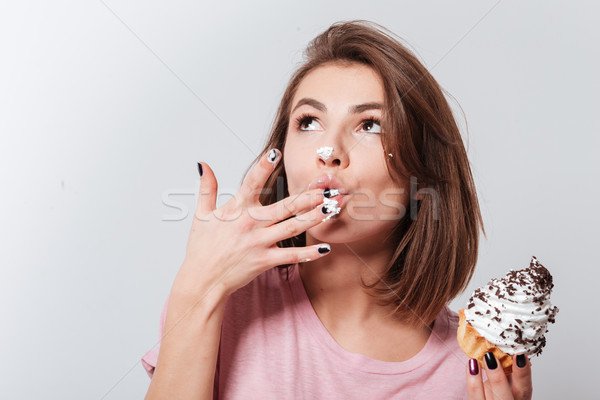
[
  {"xmin": 321, "ymin": 205, "xmax": 329, "ymax": 214},
  {"xmin": 323, "ymin": 188, "xmax": 340, "ymax": 198},
  {"xmin": 197, "ymin": 162, "xmax": 203, "ymax": 177},
  {"xmin": 516, "ymin": 354, "xmax": 527, "ymax": 368},
  {"xmin": 484, "ymin": 351, "xmax": 498, "ymax": 370},
  {"xmin": 469, "ymin": 359, "xmax": 479, "ymax": 376},
  {"xmin": 267, "ymin": 148, "xmax": 279, "ymax": 164},
  {"xmin": 317, "ymin": 244, "xmax": 331, "ymax": 254}
]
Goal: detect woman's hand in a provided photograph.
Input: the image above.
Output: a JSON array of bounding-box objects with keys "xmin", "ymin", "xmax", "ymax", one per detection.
[
  {"xmin": 467, "ymin": 352, "xmax": 533, "ymax": 400},
  {"xmin": 171, "ymin": 148, "xmax": 338, "ymax": 306}
]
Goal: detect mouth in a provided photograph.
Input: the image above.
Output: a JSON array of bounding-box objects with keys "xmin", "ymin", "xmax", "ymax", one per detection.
[
  {"xmin": 308, "ymin": 173, "xmax": 351, "ymax": 213},
  {"xmin": 308, "ymin": 173, "xmax": 349, "ymax": 193}
]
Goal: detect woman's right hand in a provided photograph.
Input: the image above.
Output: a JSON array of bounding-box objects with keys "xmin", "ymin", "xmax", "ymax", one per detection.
[{"xmin": 170, "ymin": 148, "xmax": 339, "ymax": 307}]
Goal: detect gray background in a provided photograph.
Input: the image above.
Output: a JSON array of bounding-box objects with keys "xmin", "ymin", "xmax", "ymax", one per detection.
[{"xmin": 1, "ymin": 1, "xmax": 596, "ymax": 398}]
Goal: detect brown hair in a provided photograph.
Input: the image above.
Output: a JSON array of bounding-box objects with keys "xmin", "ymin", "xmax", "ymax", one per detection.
[{"xmin": 241, "ymin": 19, "xmax": 486, "ymax": 327}]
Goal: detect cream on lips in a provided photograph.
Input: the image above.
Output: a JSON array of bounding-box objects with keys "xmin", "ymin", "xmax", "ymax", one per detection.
[
  {"xmin": 464, "ymin": 256, "xmax": 559, "ymax": 356},
  {"xmin": 307, "ymin": 174, "xmax": 350, "ymax": 222}
]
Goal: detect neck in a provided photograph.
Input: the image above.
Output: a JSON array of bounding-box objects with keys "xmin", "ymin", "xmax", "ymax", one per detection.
[
  {"xmin": 301, "ymin": 230, "xmax": 418, "ymax": 329},
  {"xmin": 298, "ymin": 229, "xmax": 435, "ymax": 362}
]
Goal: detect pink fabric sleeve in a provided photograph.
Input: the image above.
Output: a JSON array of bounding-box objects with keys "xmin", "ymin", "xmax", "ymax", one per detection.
[{"xmin": 141, "ymin": 296, "xmax": 170, "ymax": 378}]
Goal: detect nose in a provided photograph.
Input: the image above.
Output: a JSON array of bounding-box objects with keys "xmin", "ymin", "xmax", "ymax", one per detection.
[{"xmin": 316, "ymin": 145, "xmax": 348, "ymax": 168}]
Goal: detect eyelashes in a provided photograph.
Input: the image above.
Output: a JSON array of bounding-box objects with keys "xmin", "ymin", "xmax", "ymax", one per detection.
[{"xmin": 293, "ymin": 113, "xmax": 383, "ymax": 135}]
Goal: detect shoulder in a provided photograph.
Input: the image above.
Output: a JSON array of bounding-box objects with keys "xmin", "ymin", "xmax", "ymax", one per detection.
[
  {"xmin": 443, "ymin": 306, "xmax": 489, "ymax": 384},
  {"xmin": 413, "ymin": 306, "xmax": 469, "ymax": 395},
  {"xmin": 438, "ymin": 306, "xmax": 469, "ymax": 366},
  {"xmin": 446, "ymin": 306, "xmax": 461, "ymax": 331},
  {"xmin": 443, "ymin": 306, "xmax": 464, "ymax": 348}
]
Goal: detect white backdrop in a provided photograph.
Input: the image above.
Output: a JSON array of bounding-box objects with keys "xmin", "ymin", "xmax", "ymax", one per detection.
[{"xmin": 0, "ymin": 1, "xmax": 596, "ymax": 398}]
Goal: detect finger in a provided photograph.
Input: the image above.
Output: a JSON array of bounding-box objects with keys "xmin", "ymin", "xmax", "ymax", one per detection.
[
  {"xmin": 483, "ymin": 351, "xmax": 514, "ymax": 400},
  {"xmin": 510, "ymin": 354, "xmax": 533, "ymax": 400},
  {"xmin": 259, "ymin": 200, "xmax": 341, "ymax": 245},
  {"xmin": 484, "ymin": 380, "xmax": 495, "ymax": 399},
  {"xmin": 262, "ymin": 242, "xmax": 332, "ymax": 268},
  {"xmin": 248, "ymin": 188, "xmax": 332, "ymax": 226},
  {"xmin": 484, "ymin": 375, "xmax": 513, "ymax": 398},
  {"xmin": 195, "ymin": 161, "xmax": 218, "ymax": 217},
  {"xmin": 238, "ymin": 148, "xmax": 281, "ymax": 205},
  {"xmin": 466, "ymin": 358, "xmax": 485, "ymax": 400}
]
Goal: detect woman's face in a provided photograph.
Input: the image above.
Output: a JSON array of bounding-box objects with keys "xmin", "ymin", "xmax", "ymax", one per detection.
[{"xmin": 283, "ymin": 62, "xmax": 409, "ymax": 245}]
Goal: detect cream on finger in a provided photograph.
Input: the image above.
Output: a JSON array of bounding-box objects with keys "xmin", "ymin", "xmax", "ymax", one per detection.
[{"xmin": 321, "ymin": 197, "xmax": 342, "ymax": 222}]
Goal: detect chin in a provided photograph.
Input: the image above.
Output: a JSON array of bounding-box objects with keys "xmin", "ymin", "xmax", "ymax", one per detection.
[{"xmin": 307, "ymin": 217, "xmax": 354, "ymax": 241}]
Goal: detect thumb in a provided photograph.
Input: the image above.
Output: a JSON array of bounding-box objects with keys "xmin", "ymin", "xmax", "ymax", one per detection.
[{"xmin": 195, "ymin": 161, "xmax": 218, "ymax": 217}]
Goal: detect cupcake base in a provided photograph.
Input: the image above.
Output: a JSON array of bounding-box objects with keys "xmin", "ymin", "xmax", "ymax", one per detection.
[{"xmin": 457, "ymin": 309, "xmax": 513, "ymax": 375}]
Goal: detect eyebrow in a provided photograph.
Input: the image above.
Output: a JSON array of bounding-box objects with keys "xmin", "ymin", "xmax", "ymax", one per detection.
[{"xmin": 291, "ymin": 97, "xmax": 383, "ymax": 114}]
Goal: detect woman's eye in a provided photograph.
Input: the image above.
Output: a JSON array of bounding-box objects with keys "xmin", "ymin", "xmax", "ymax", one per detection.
[
  {"xmin": 294, "ymin": 114, "xmax": 382, "ymax": 134},
  {"xmin": 297, "ymin": 116, "xmax": 321, "ymax": 131},
  {"xmin": 360, "ymin": 119, "xmax": 382, "ymax": 134}
]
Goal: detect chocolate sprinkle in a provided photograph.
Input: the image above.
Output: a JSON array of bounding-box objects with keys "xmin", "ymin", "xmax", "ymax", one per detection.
[{"xmin": 464, "ymin": 256, "xmax": 560, "ymax": 357}]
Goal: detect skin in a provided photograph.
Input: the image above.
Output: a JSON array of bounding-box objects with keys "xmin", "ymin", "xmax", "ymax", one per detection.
[
  {"xmin": 283, "ymin": 62, "xmax": 533, "ymax": 398},
  {"xmin": 283, "ymin": 62, "xmax": 427, "ymax": 362}
]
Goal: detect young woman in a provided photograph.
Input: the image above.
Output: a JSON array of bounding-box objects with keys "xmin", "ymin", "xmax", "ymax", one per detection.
[{"xmin": 142, "ymin": 20, "xmax": 533, "ymax": 399}]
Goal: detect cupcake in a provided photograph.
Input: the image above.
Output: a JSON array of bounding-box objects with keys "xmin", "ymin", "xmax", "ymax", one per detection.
[{"xmin": 457, "ymin": 256, "xmax": 559, "ymax": 374}]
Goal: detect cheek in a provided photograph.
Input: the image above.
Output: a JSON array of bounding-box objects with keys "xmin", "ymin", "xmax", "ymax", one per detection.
[
  {"xmin": 349, "ymin": 174, "xmax": 408, "ymax": 219},
  {"xmin": 283, "ymin": 146, "xmax": 311, "ymax": 194},
  {"xmin": 379, "ymin": 188, "xmax": 410, "ymax": 219}
]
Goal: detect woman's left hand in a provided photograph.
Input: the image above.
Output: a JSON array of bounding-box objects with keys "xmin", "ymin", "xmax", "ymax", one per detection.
[{"xmin": 466, "ymin": 351, "xmax": 533, "ymax": 400}]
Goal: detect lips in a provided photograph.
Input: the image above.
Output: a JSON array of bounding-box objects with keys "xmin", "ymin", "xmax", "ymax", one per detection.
[
  {"xmin": 309, "ymin": 173, "xmax": 349, "ymax": 193},
  {"xmin": 308, "ymin": 173, "xmax": 350, "ymax": 210}
]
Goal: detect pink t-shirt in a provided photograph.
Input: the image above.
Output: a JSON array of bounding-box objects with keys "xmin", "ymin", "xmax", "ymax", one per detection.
[{"xmin": 142, "ymin": 263, "xmax": 471, "ymax": 399}]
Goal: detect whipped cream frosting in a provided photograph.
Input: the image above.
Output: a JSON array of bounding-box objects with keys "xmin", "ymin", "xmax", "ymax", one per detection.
[
  {"xmin": 316, "ymin": 146, "xmax": 334, "ymax": 160},
  {"xmin": 464, "ymin": 256, "xmax": 559, "ymax": 356},
  {"xmin": 321, "ymin": 197, "xmax": 341, "ymax": 222}
]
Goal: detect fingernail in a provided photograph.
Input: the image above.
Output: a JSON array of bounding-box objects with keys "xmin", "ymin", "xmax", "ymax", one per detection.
[
  {"xmin": 321, "ymin": 198, "xmax": 341, "ymax": 222},
  {"xmin": 267, "ymin": 148, "xmax": 280, "ymax": 164},
  {"xmin": 323, "ymin": 188, "xmax": 340, "ymax": 198},
  {"xmin": 321, "ymin": 198, "xmax": 340, "ymax": 214},
  {"xmin": 468, "ymin": 358, "xmax": 479, "ymax": 376},
  {"xmin": 197, "ymin": 162, "xmax": 203, "ymax": 177},
  {"xmin": 317, "ymin": 244, "xmax": 331, "ymax": 254},
  {"xmin": 484, "ymin": 351, "xmax": 498, "ymax": 370},
  {"xmin": 516, "ymin": 354, "xmax": 527, "ymax": 368}
]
